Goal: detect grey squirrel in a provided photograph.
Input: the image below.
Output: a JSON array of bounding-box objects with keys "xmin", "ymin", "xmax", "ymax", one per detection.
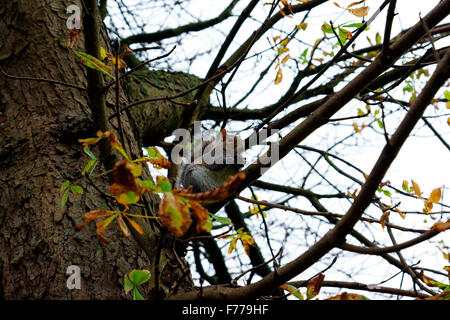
[{"xmin": 180, "ymin": 129, "xmax": 245, "ymax": 194}]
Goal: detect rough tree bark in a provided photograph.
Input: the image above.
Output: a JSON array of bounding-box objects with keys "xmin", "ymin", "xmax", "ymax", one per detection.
[{"xmin": 0, "ymin": 0, "xmax": 197, "ymax": 299}]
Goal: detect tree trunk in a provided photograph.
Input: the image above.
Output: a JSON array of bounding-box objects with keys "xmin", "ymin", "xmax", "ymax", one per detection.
[{"xmin": 0, "ymin": 0, "xmax": 193, "ymax": 299}]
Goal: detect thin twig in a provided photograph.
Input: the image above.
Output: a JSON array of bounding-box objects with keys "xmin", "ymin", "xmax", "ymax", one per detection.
[{"xmin": 0, "ymin": 68, "xmax": 86, "ymax": 91}]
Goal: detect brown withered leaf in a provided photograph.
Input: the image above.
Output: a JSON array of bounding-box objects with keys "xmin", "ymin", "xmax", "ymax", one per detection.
[
  {"xmin": 173, "ymin": 172, "xmax": 246, "ymax": 203},
  {"xmin": 380, "ymin": 211, "xmax": 390, "ymax": 229},
  {"xmin": 67, "ymin": 28, "xmax": 82, "ymax": 50},
  {"xmin": 110, "ymin": 160, "xmax": 145, "ymax": 194},
  {"xmin": 307, "ymin": 272, "xmax": 325, "ymax": 300},
  {"xmin": 425, "ymin": 291, "xmax": 450, "ymax": 300},
  {"xmin": 188, "ymin": 200, "xmax": 210, "ymax": 233},
  {"xmin": 158, "ymin": 193, "xmax": 192, "ymax": 238},
  {"xmin": 149, "ymin": 157, "xmax": 171, "ymax": 169},
  {"xmin": 117, "ymin": 215, "xmax": 130, "ymax": 237},
  {"xmin": 75, "ymin": 209, "xmax": 114, "ymax": 230},
  {"xmin": 95, "ymin": 213, "xmax": 119, "ymax": 244},
  {"xmin": 327, "ymin": 292, "xmax": 368, "ymax": 300}
]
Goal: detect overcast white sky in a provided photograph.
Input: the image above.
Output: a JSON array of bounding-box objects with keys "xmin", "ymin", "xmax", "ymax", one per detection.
[{"xmin": 107, "ymin": 0, "xmax": 449, "ymax": 299}]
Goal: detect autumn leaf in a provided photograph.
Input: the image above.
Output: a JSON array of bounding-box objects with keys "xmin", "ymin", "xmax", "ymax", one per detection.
[
  {"xmin": 158, "ymin": 192, "xmax": 192, "ymax": 238},
  {"xmin": 280, "ymin": 284, "xmax": 304, "ymax": 300},
  {"xmin": 117, "ymin": 215, "xmax": 130, "ymax": 237},
  {"xmin": 123, "ymin": 215, "xmax": 144, "ymax": 235},
  {"xmin": 348, "ymin": 6, "xmax": 369, "ymax": 17},
  {"xmin": 432, "ymin": 221, "xmax": 450, "ymax": 232},
  {"xmin": 223, "ymin": 227, "xmax": 255, "ymax": 256},
  {"xmin": 96, "ymin": 213, "xmax": 119, "ymax": 244},
  {"xmin": 73, "ymin": 51, "xmax": 113, "ymax": 78},
  {"xmin": 274, "ymin": 67, "xmax": 283, "ymax": 84},
  {"xmin": 327, "ymin": 292, "xmax": 369, "ymax": 300},
  {"xmin": 188, "ymin": 200, "xmax": 211, "ymax": 233},
  {"xmin": 281, "ymin": 54, "xmax": 291, "ymax": 64},
  {"xmin": 429, "ymin": 187, "xmax": 442, "ymax": 203},
  {"xmin": 307, "ymin": 273, "xmax": 325, "ymax": 299},
  {"xmin": 297, "ymin": 22, "xmax": 308, "ymax": 30},
  {"xmin": 380, "ymin": 211, "xmax": 390, "ymax": 229},
  {"xmin": 425, "ymin": 291, "xmax": 450, "ymax": 300},
  {"xmin": 411, "ymin": 180, "xmax": 422, "ymax": 198},
  {"xmin": 173, "ymin": 172, "xmax": 246, "ymax": 203},
  {"xmin": 75, "ymin": 209, "xmax": 115, "ymax": 230},
  {"xmin": 394, "ymin": 207, "xmax": 405, "ymax": 219},
  {"xmin": 67, "ymin": 28, "xmax": 82, "ymax": 51},
  {"xmin": 109, "ymin": 159, "xmax": 147, "ymax": 205}
]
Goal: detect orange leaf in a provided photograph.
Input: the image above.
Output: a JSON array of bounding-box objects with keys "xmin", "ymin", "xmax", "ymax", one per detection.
[
  {"xmin": 274, "ymin": 67, "xmax": 283, "ymax": 84},
  {"xmin": 394, "ymin": 207, "xmax": 405, "ymax": 219},
  {"xmin": 188, "ymin": 200, "xmax": 210, "ymax": 234},
  {"xmin": 281, "ymin": 54, "xmax": 291, "ymax": 64},
  {"xmin": 173, "ymin": 172, "xmax": 246, "ymax": 203},
  {"xmin": 380, "ymin": 211, "xmax": 390, "ymax": 229},
  {"xmin": 158, "ymin": 193, "xmax": 192, "ymax": 238},
  {"xmin": 75, "ymin": 209, "xmax": 115, "ymax": 230},
  {"xmin": 124, "ymin": 215, "xmax": 144, "ymax": 235},
  {"xmin": 432, "ymin": 221, "xmax": 450, "ymax": 232},
  {"xmin": 307, "ymin": 273, "xmax": 325, "ymax": 299},
  {"xmin": 95, "ymin": 213, "xmax": 119, "ymax": 244},
  {"xmin": 347, "ymin": 0, "xmax": 365, "ymax": 8}
]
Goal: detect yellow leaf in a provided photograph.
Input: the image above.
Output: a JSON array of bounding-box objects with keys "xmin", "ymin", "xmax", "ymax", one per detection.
[
  {"xmin": 353, "ymin": 122, "xmax": 360, "ymax": 132},
  {"xmin": 297, "ymin": 22, "xmax": 308, "ymax": 30},
  {"xmin": 411, "ymin": 180, "xmax": 422, "ymax": 198},
  {"xmin": 348, "ymin": 6, "xmax": 369, "ymax": 17},
  {"xmin": 100, "ymin": 46, "xmax": 108, "ymax": 60},
  {"xmin": 424, "ymin": 199, "xmax": 433, "ymax": 214},
  {"xmin": 429, "ymin": 187, "xmax": 442, "ymax": 203},
  {"xmin": 274, "ymin": 67, "xmax": 283, "ymax": 84}
]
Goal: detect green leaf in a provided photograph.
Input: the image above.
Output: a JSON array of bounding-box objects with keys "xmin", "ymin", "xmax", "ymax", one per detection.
[
  {"xmin": 123, "ymin": 274, "xmax": 134, "ymax": 294},
  {"xmin": 61, "ymin": 189, "xmax": 69, "ymax": 208},
  {"xmin": 376, "ymin": 118, "xmax": 384, "ymax": 129},
  {"xmin": 321, "ymin": 22, "xmax": 333, "ymax": 34},
  {"xmin": 342, "ymin": 23, "xmax": 365, "ymax": 28},
  {"xmin": 73, "ymin": 51, "xmax": 114, "ymax": 78},
  {"xmin": 211, "ymin": 214, "xmax": 233, "ymax": 226},
  {"xmin": 128, "ymin": 269, "xmax": 151, "ymax": 286},
  {"xmin": 70, "ymin": 185, "xmax": 84, "ymax": 195},
  {"xmin": 133, "ymin": 287, "xmax": 144, "ymax": 300},
  {"xmin": 202, "ymin": 217, "xmax": 213, "ymax": 233},
  {"xmin": 59, "ymin": 180, "xmax": 70, "ymax": 193},
  {"xmin": 375, "ymin": 32, "xmax": 382, "ymax": 45},
  {"xmin": 382, "ymin": 189, "xmax": 391, "ymax": 197},
  {"xmin": 444, "ymin": 90, "xmax": 450, "ymax": 101},
  {"xmin": 157, "ymin": 177, "xmax": 172, "ymax": 193},
  {"xmin": 138, "ymin": 179, "xmax": 156, "ymax": 191},
  {"xmin": 82, "ymin": 159, "xmax": 97, "ymax": 176},
  {"xmin": 118, "ymin": 191, "xmax": 140, "ymax": 205},
  {"xmin": 83, "ymin": 146, "xmax": 97, "ymax": 160}
]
